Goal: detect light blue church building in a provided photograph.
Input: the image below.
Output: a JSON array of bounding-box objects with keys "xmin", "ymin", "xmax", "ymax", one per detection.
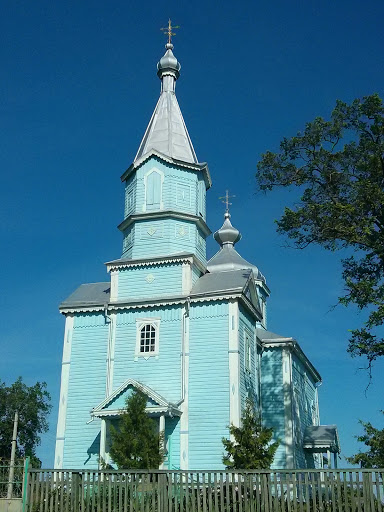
[{"xmin": 54, "ymin": 42, "xmax": 339, "ymax": 471}]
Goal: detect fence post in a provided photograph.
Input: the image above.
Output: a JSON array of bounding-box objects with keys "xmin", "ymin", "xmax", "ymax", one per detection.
[{"xmin": 21, "ymin": 457, "xmax": 30, "ymax": 512}]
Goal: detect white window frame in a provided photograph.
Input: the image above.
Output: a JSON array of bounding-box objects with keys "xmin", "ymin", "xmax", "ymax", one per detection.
[
  {"xmin": 135, "ymin": 318, "xmax": 160, "ymax": 358},
  {"xmin": 244, "ymin": 332, "xmax": 251, "ymax": 373}
]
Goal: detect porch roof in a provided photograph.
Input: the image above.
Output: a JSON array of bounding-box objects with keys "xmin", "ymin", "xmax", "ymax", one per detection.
[
  {"xmin": 303, "ymin": 425, "xmax": 340, "ymax": 453},
  {"xmin": 90, "ymin": 379, "xmax": 182, "ymax": 419}
]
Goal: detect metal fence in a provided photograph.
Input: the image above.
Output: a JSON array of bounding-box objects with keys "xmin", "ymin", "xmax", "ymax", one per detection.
[
  {"xmin": 26, "ymin": 468, "xmax": 384, "ymax": 512},
  {"xmin": 0, "ymin": 460, "xmax": 26, "ymax": 498}
]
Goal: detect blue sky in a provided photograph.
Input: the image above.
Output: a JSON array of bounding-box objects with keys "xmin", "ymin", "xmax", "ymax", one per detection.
[{"xmin": 1, "ymin": 0, "xmax": 384, "ymax": 467}]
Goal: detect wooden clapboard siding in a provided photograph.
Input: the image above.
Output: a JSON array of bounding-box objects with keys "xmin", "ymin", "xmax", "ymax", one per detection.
[
  {"xmin": 238, "ymin": 304, "xmax": 259, "ymax": 410},
  {"xmin": 113, "ymin": 305, "xmax": 182, "ymax": 403},
  {"xmin": 63, "ymin": 313, "xmax": 109, "ymax": 469},
  {"xmin": 260, "ymin": 348, "xmax": 286, "ymax": 468},
  {"xmin": 122, "ymin": 218, "xmax": 207, "ymax": 265},
  {"xmin": 292, "ymin": 353, "xmax": 319, "ymax": 469},
  {"xmin": 116, "ymin": 262, "xmax": 183, "ymax": 301},
  {"xmin": 188, "ymin": 301, "xmax": 230, "ymax": 470}
]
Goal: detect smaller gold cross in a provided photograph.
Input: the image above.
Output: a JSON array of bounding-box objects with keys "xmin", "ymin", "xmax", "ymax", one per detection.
[
  {"xmin": 219, "ymin": 190, "xmax": 236, "ymax": 214},
  {"xmin": 160, "ymin": 19, "xmax": 180, "ymax": 45}
]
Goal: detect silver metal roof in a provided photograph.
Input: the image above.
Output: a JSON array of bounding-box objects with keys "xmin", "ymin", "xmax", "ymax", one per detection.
[
  {"xmin": 60, "ymin": 282, "xmax": 110, "ymax": 309},
  {"xmin": 191, "ymin": 269, "xmax": 252, "ymax": 296},
  {"xmin": 207, "ymin": 213, "xmax": 266, "ymax": 282},
  {"xmin": 134, "ymin": 44, "xmax": 198, "ymax": 164},
  {"xmin": 303, "ymin": 425, "xmax": 340, "ymax": 453}
]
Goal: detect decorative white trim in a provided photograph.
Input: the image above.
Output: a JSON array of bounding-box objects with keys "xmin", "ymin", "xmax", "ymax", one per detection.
[
  {"xmin": 54, "ymin": 315, "xmax": 74, "ymax": 469},
  {"xmin": 228, "ymin": 300, "xmax": 240, "ymax": 431},
  {"xmin": 93, "ymin": 405, "xmax": 181, "ymax": 418},
  {"xmin": 135, "ymin": 318, "xmax": 160, "ymax": 358},
  {"xmin": 159, "ymin": 414, "xmax": 165, "ymax": 469},
  {"xmin": 143, "ymin": 168, "xmax": 164, "ymax": 212},
  {"xmin": 182, "ymin": 262, "xmax": 192, "ymax": 295},
  {"xmin": 110, "ymin": 271, "xmax": 119, "ymax": 302},
  {"xmin": 180, "ymin": 305, "xmax": 189, "ymax": 469},
  {"xmin": 106, "ymin": 254, "xmax": 202, "ymax": 272},
  {"xmin": 282, "ymin": 348, "xmax": 294, "ymax": 468},
  {"xmin": 99, "ymin": 418, "xmax": 107, "ymax": 468},
  {"xmin": 105, "ymin": 313, "xmax": 116, "ymax": 397}
]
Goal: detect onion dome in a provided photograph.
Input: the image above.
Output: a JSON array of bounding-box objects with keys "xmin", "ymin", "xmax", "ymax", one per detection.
[
  {"xmin": 157, "ymin": 43, "xmax": 181, "ymax": 80},
  {"xmin": 214, "ymin": 212, "xmax": 241, "ymax": 246},
  {"xmin": 208, "ymin": 213, "xmax": 266, "ymax": 282}
]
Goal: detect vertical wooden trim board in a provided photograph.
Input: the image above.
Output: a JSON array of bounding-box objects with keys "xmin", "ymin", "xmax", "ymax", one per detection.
[
  {"xmin": 180, "ymin": 305, "xmax": 189, "ymax": 469},
  {"xmin": 283, "ymin": 348, "xmax": 294, "ymax": 468},
  {"xmin": 110, "ymin": 271, "xmax": 119, "ymax": 302},
  {"xmin": 228, "ymin": 300, "xmax": 240, "ymax": 431},
  {"xmin": 181, "ymin": 262, "xmax": 192, "ymax": 294},
  {"xmin": 54, "ymin": 315, "xmax": 74, "ymax": 469}
]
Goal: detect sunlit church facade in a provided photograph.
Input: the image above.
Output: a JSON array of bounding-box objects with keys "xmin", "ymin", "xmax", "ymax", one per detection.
[{"xmin": 54, "ymin": 41, "xmax": 339, "ymax": 470}]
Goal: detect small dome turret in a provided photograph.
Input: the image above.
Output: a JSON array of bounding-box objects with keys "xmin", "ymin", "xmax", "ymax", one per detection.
[
  {"xmin": 157, "ymin": 43, "xmax": 181, "ymax": 80},
  {"xmin": 214, "ymin": 212, "xmax": 241, "ymax": 247}
]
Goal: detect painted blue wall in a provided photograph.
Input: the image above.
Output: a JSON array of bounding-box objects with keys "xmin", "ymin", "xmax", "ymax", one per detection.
[
  {"xmin": 113, "ymin": 305, "xmax": 182, "ymax": 403},
  {"xmin": 63, "ymin": 313, "xmax": 109, "ymax": 469},
  {"xmin": 260, "ymin": 347, "xmax": 286, "ymax": 468},
  {"xmin": 124, "ymin": 157, "xmax": 207, "ymax": 220},
  {"xmin": 121, "ymin": 157, "xmax": 208, "ymax": 264},
  {"xmin": 238, "ymin": 304, "xmax": 259, "ymax": 410},
  {"xmin": 116, "ymin": 262, "xmax": 184, "ymax": 301},
  {"xmin": 188, "ymin": 301, "xmax": 230, "ymax": 470},
  {"xmin": 291, "ymin": 354, "xmax": 319, "ymax": 469},
  {"xmin": 122, "ymin": 218, "xmax": 206, "ymax": 264}
]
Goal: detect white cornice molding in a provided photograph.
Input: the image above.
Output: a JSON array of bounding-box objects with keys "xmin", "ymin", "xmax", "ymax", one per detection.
[
  {"xmin": 120, "ymin": 150, "xmax": 212, "ymax": 189},
  {"xmin": 105, "ymin": 253, "xmax": 206, "ymax": 274},
  {"xmin": 60, "ymin": 289, "xmax": 263, "ymax": 317},
  {"xmin": 117, "ymin": 210, "xmax": 211, "ymax": 237}
]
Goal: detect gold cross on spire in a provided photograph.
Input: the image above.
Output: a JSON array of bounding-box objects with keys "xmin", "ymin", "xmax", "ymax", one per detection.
[
  {"xmin": 160, "ymin": 19, "xmax": 180, "ymax": 45},
  {"xmin": 219, "ymin": 190, "xmax": 236, "ymax": 214}
]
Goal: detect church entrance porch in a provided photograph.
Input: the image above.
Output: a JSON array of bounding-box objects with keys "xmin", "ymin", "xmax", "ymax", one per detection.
[{"xmin": 90, "ymin": 379, "xmax": 182, "ymax": 469}]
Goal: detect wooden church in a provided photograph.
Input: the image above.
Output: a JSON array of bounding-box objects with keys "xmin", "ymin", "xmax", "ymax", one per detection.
[{"xmin": 54, "ymin": 39, "xmax": 340, "ymax": 471}]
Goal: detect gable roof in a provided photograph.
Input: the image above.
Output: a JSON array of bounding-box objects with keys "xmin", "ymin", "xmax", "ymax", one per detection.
[{"xmin": 91, "ymin": 378, "xmax": 182, "ymax": 418}]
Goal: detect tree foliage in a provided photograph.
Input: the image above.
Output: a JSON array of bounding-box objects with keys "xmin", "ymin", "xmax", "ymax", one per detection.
[
  {"xmin": 109, "ymin": 388, "xmax": 164, "ymax": 469},
  {"xmin": 346, "ymin": 411, "xmax": 384, "ymax": 468},
  {"xmin": 222, "ymin": 398, "xmax": 279, "ymax": 469},
  {"xmin": 256, "ymin": 93, "xmax": 384, "ymax": 367},
  {"xmin": 0, "ymin": 377, "xmax": 51, "ymax": 467}
]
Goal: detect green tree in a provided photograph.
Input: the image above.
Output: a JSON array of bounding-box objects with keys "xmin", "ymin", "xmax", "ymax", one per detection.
[
  {"xmin": 347, "ymin": 411, "xmax": 384, "ymax": 468},
  {"xmin": 222, "ymin": 398, "xmax": 279, "ymax": 469},
  {"xmin": 256, "ymin": 93, "xmax": 384, "ymax": 369},
  {"xmin": 0, "ymin": 378, "xmax": 51, "ymax": 467},
  {"xmin": 109, "ymin": 388, "xmax": 164, "ymax": 469}
]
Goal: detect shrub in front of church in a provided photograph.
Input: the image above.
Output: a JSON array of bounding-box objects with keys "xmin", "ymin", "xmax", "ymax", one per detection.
[
  {"xmin": 109, "ymin": 389, "xmax": 164, "ymax": 469},
  {"xmin": 222, "ymin": 397, "xmax": 279, "ymax": 469}
]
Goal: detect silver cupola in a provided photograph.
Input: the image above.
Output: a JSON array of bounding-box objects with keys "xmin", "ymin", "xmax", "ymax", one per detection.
[{"xmin": 207, "ymin": 212, "xmax": 266, "ymax": 282}]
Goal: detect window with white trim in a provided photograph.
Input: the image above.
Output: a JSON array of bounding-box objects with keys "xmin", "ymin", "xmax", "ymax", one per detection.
[{"xmin": 135, "ymin": 319, "xmax": 160, "ymax": 357}]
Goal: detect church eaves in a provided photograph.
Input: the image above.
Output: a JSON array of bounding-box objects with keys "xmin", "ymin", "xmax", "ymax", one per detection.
[{"xmin": 134, "ymin": 43, "xmax": 198, "ymax": 164}]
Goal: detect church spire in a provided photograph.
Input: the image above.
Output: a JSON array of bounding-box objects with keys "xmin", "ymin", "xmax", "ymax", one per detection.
[{"xmin": 134, "ymin": 35, "xmax": 198, "ymax": 164}]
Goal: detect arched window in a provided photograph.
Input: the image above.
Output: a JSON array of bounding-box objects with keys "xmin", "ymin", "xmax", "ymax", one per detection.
[
  {"xmin": 145, "ymin": 170, "xmax": 162, "ymax": 211},
  {"xmin": 140, "ymin": 324, "xmax": 156, "ymax": 353},
  {"xmin": 135, "ymin": 318, "xmax": 160, "ymax": 358}
]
